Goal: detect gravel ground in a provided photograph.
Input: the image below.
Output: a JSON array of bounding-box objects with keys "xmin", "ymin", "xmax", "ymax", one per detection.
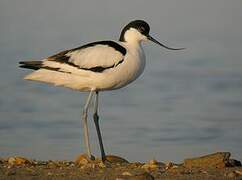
[{"xmin": 0, "ymin": 152, "xmax": 241, "ymax": 180}]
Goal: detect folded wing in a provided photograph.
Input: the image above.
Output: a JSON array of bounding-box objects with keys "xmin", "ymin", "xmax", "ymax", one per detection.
[
  {"xmin": 47, "ymin": 41, "xmax": 126, "ymax": 73},
  {"xmin": 20, "ymin": 41, "xmax": 127, "ymax": 73}
]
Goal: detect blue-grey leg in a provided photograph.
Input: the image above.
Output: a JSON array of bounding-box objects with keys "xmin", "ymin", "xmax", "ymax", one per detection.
[
  {"xmin": 93, "ymin": 91, "xmax": 106, "ymax": 161},
  {"xmin": 82, "ymin": 90, "xmax": 95, "ymax": 160}
]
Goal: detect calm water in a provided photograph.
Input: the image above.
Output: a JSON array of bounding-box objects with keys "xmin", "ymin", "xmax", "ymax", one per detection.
[
  {"xmin": 0, "ymin": 0, "xmax": 242, "ymax": 163},
  {"xmin": 1, "ymin": 51, "xmax": 241, "ymax": 162}
]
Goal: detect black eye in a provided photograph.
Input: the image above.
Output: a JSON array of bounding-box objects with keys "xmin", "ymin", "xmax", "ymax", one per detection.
[
  {"xmin": 139, "ymin": 26, "xmax": 145, "ymax": 33},
  {"xmin": 138, "ymin": 26, "xmax": 149, "ymax": 35}
]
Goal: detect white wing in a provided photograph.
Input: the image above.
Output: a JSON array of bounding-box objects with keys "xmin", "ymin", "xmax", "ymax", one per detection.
[
  {"xmin": 47, "ymin": 41, "xmax": 126, "ymax": 71},
  {"xmin": 67, "ymin": 45, "xmax": 123, "ymax": 68}
]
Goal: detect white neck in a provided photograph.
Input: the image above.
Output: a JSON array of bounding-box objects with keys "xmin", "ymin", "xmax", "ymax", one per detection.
[{"xmin": 123, "ymin": 28, "xmax": 147, "ymax": 45}]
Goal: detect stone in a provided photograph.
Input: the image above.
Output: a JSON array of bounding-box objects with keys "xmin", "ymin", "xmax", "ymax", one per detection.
[
  {"xmin": 134, "ymin": 172, "xmax": 154, "ymax": 180},
  {"xmin": 165, "ymin": 162, "xmax": 179, "ymax": 170},
  {"xmin": 116, "ymin": 172, "xmax": 154, "ymax": 180},
  {"xmin": 25, "ymin": 167, "xmax": 38, "ymax": 176},
  {"xmin": 149, "ymin": 159, "xmax": 158, "ymax": 165},
  {"xmin": 235, "ymin": 169, "xmax": 242, "ymax": 176},
  {"xmin": 98, "ymin": 161, "xmax": 108, "ymax": 168},
  {"xmin": 8, "ymin": 156, "xmax": 31, "ymax": 165},
  {"xmin": 5, "ymin": 168, "xmax": 17, "ymax": 176},
  {"xmin": 228, "ymin": 159, "xmax": 241, "ymax": 167},
  {"xmin": 36, "ymin": 161, "xmax": 48, "ymax": 165},
  {"xmin": 0, "ymin": 158, "xmax": 5, "ymax": 164},
  {"xmin": 105, "ymin": 155, "xmax": 129, "ymax": 164},
  {"xmin": 75, "ymin": 154, "xmax": 92, "ymax": 165},
  {"xmin": 122, "ymin": 171, "xmax": 133, "ymax": 176},
  {"xmin": 227, "ymin": 171, "xmax": 238, "ymax": 178},
  {"xmin": 183, "ymin": 152, "xmax": 231, "ymax": 168},
  {"xmin": 115, "ymin": 176, "xmax": 129, "ymax": 180},
  {"xmin": 47, "ymin": 172, "xmax": 53, "ymax": 176},
  {"xmin": 142, "ymin": 159, "xmax": 165, "ymax": 170}
]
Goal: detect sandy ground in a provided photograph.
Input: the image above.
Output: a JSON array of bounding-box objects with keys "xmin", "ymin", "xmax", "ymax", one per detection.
[{"xmin": 0, "ymin": 152, "xmax": 241, "ymax": 179}]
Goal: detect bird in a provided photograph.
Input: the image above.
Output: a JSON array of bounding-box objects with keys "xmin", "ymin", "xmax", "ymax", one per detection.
[{"xmin": 19, "ymin": 20, "xmax": 184, "ymax": 161}]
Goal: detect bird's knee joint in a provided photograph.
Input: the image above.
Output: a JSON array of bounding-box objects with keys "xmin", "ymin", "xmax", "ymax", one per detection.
[
  {"xmin": 93, "ymin": 113, "xmax": 99, "ymax": 121},
  {"xmin": 82, "ymin": 106, "xmax": 89, "ymax": 114},
  {"xmin": 82, "ymin": 109, "xmax": 88, "ymax": 118}
]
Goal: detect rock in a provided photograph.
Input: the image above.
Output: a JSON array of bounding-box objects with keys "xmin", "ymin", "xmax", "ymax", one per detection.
[
  {"xmin": 134, "ymin": 172, "xmax": 154, "ymax": 180},
  {"xmin": 5, "ymin": 168, "xmax": 17, "ymax": 176},
  {"xmin": 8, "ymin": 156, "xmax": 31, "ymax": 165},
  {"xmin": 228, "ymin": 159, "xmax": 241, "ymax": 167},
  {"xmin": 183, "ymin": 152, "xmax": 231, "ymax": 168},
  {"xmin": 75, "ymin": 154, "xmax": 92, "ymax": 165},
  {"xmin": 25, "ymin": 167, "xmax": 38, "ymax": 176},
  {"xmin": 122, "ymin": 171, "xmax": 133, "ymax": 176},
  {"xmin": 235, "ymin": 170, "xmax": 242, "ymax": 176},
  {"xmin": 142, "ymin": 159, "xmax": 165, "ymax": 170},
  {"xmin": 36, "ymin": 161, "xmax": 48, "ymax": 165},
  {"xmin": 98, "ymin": 161, "xmax": 109, "ymax": 168},
  {"xmin": 8, "ymin": 157, "xmax": 16, "ymax": 165},
  {"xmin": 105, "ymin": 155, "xmax": 129, "ymax": 164},
  {"xmin": 0, "ymin": 158, "xmax": 5, "ymax": 164},
  {"xmin": 115, "ymin": 176, "xmax": 129, "ymax": 180},
  {"xmin": 149, "ymin": 159, "xmax": 158, "ymax": 165},
  {"xmin": 47, "ymin": 172, "xmax": 53, "ymax": 176},
  {"xmin": 165, "ymin": 162, "xmax": 179, "ymax": 170},
  {"xmin": 62, "ymin": 160, "xmax": 74, "ymax": 166},
  {"xmin": 116, "ymin": 172, "xmax": 154, "ymax": 180},
  {"xmin": 226, "ymin": 171, "xmax": 238, "ymax": 178},
  {"xmin": 47, "ymin": 160, "xmax": 60, "ymax": 168}
]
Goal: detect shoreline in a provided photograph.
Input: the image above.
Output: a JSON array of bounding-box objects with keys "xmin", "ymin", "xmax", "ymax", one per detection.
[{"xmin": 1, "ymin": 152, "xmax": 241, "ymax": 179}]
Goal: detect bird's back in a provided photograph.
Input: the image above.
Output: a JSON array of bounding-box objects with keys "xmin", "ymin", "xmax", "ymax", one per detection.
[{"xmin": 19, "ymin": 40, "xmax": 145, "ymax": 91}]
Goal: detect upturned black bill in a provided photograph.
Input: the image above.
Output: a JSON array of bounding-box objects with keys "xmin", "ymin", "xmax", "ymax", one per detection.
[{"xmin": 148, "ymin": 35, "xmax": 185, "ymax": 50}]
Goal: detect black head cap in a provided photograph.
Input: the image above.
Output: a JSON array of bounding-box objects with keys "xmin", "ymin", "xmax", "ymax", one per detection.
[{"xmin": 119, "ymin": 20, "xmax": 150, "ymax": 42}]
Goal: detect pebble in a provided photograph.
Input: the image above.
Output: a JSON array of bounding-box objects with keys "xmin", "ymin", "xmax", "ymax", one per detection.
[
  {"xmin": 122, "ymin": 171, "xmax": 133, "ymax": 176},
  {"xmin": 8, "ymin": 157, "xmax": 17, "ymax": 165},
  {"xmin": 142, "ymin": 159, "xmax": 164, "ymax": 170},
  {"xmin": 36, "ymin": 161, "xmax": 48, "ymax": 165},
  {"xmin": 165, "ymin": 162, "xmax": 178, "ymax": 170},
  {"xmin": 47, "ymin": 160, "xmax": 60, "ymax": 168},
  {"xmin": 105, "ymin": 155, "xmax": 129, "ymax": 164},
  {"xmin": 229, "ymin": 159, "xmax": 242, "ymax": 167},
  {"xmin": 116, "ymin": 172, "xmax": 154, "ymax": 180},
  {"xmin": 25, "ymin": 167, "xmax": 38, "ymax": 176},
  {"xmin": 98, "ymin": 161, "xmax": 107, "ymax": 168},
  {"xmin": 8, "ymin": 156, "xmax": 31, "ymax": 165},
  {"xmin": 47, "ymin": 172, "xmax": 53, "ymax": 176},
  {"xmin": 149, "ymin": 159, "xmax": 158, "ymax": 165},
  {"xmin": 0, "ymin": 158, "xmax": 5, "ymax": 164},
  {"xmin": 75, "ymin": 154, "xmax": 91, "ymax": 165},
  {"xmin": 235, "ymin": 170, "xmax": 242, "ymax": 176},
  {"xmin": 227, "ymin": 171, "xmax": 238, "ymax": 178},
  {"xmin": 134, "ymin": 172, "xmax": 154, "ymax": 180},
  {"xmin": 5, "ymin": 169, "xmax": 16, "ymax": 176}
]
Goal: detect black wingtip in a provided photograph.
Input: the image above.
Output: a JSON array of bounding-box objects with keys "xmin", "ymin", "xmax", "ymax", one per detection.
[
  {"xmin": 19, "ymin": 61, "xmax": 26, "ymax": 64},
  {"xmin": 19, "ymin": 64, "xmax": 40, "ymax": 70},
  {"xmin": 18, "ymin": 61, "xmax": 43, "ymax": 70}
]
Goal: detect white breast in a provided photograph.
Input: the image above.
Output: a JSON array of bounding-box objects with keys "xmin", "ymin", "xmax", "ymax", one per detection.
[{"xmin": 96, "ymin": 42, "xmax": 146, "ymax": 90}]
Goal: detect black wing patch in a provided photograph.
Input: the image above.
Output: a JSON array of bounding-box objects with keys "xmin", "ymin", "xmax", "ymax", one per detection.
[
  {"xmin": 19, "ymin": 61, "xmax": 43, "ymax": 70},
  {"xmin": 70, "ymin": 41, "xmax": 126, "ymax": 55},
  {"xmin": 19, "ymin": 61, "xmax": 60, "ymax": 71},
  {"xmin": 80, "ymin": 59, "xmax": 124, "ymax": 72}
]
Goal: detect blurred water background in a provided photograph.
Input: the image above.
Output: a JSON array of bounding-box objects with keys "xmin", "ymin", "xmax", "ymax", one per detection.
[{"xmin": 0, "ymin": 0, "xmax": 241, "ymax": 162}]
